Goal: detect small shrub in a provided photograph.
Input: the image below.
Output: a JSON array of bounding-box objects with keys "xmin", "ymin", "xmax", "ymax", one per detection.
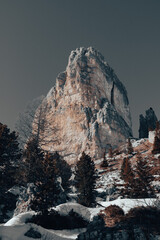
[
  {"xmin": 99, "ymin": 205, "xmax": 125, "ymax": 227},
  {"xmin": 103, "ymin": 205, "xmax": 124, "ymax": 218}
]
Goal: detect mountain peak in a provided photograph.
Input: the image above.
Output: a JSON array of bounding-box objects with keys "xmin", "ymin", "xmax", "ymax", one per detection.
[
  {"xmin": 68, "ymin": 47, "xmax": 106, "ymax": 67},
  {"xmin": 43, "ymin": 47, "xmax": 132, "ymax": 163}
]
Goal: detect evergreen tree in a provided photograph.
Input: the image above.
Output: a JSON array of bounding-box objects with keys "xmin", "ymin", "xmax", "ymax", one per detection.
[
  {"xmin": 120, "ymin": 157, "xmax": 135, "ymax": 198},
  {"xmin": 22, "ymin": 140, "xmax": 63, "ymax": 214},
  {"xmin": 134, "ymin": 152, "xmax": 155, "ymax": 198},
  {"xmin": 22, "ymin": 137, "xmax": 44, "ymax": 184},
  {"xmin": 108, "ymin": 147, "xmax": 113, "ymax": 158},
  {"xmin": 0, "ymin": 122, "xmax": 21, "ymax": 191},
  {"xmin": 121, "ymin": 157, "xmax": 134, "ymax": 182},
  {"xmin": 127, "ymin": 138, "xmax": 133, "ymax": 154},
  {"xmin": 30, "ymin": 152, "xmax": 61, "ymax": 214},
  {"xmin": 152, "ymin": 136, "xmax": 160, "ymax": 154},
  {"xmin": 75, "ymin": 152, "xmax": 98, "ymax": 207},
  {"xmin": 152, "ymin": 122, "xmax": 160, "ymax": 154},
  {"xmin": 100, "ymin": 150, "xmax": 108, "ymax": 168},
  {"xmin": 52, "ymin": 152, "xmax": 72, "ymax": 193}
]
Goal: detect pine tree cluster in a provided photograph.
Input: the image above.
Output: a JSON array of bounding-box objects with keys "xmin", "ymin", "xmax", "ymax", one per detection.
[
  {"xmin": 121, "ymin": 152, "xmax": 154, "ymax": 198},
  {"xmin": 22, "ymin": 138, "xmax": 71, "ymax": 213},
  {"xmin": 0, "ymin": 117, "xmax": 156, "ymax": 218},
  {"xmin": 0, "ymin": 123, "xmax": 21, "ymax": 192},
  {"xmin": 0, "ymin": 120, "xmax": 98, "ymax": 213}
]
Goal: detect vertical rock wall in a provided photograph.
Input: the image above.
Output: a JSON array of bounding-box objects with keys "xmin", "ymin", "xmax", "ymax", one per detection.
[{"xmin": 40, "ymin": 47, "xmax": 132, "ymax": 163}]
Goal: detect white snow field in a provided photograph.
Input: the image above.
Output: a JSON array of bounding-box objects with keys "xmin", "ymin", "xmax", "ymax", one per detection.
[
  {"xmin": 0, "ymin": 224, "xmax": 86, "ymax": 240},
  {"xmin": 99, "ymin": 198, "xmax": 157, "ymax": 213},
  {"xmin": 0, "ymin": 199, "xmax": 157, "ymax": 240},
  {"xmin": 0, "ymin": 209, "xmax": 87, "ymax": 240},
  {"xmin": 53, "ymin": 202, "xmax": 103, "ymax": 221}
]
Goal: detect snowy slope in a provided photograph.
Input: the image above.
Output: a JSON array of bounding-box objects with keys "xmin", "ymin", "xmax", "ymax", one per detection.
[
  {"xmin": 1, "ymin": 198, "xmax": 158, "ymax": 240},
  {"xmin": 0, "ymin": 224, "xmax": 86, "ymax": 240},
  {"xmin": 99, "ymin": 198, "xmax": 157, "ymax": 214}
]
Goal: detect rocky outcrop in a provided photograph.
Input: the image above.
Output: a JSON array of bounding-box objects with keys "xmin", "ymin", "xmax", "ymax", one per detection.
[
  {"xmin": 139, "ymin": 107, "xmax": 158, "ymax": 138},
  {"xmin": 41, "ymin": 47, "xmax": 132, "ymax": 163}
]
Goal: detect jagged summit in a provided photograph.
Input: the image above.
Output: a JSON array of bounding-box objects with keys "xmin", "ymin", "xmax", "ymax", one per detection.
[
  {"xmin": 67, "ymin": 47, "xmax": 128, "ymax": 99},
  {"xmin": 67, "ymin": 47, "xmax": 106, "ymax": 69},
  {"xmin": 43, "ymin": 47, "xmax": 132, "ymax": 163}
]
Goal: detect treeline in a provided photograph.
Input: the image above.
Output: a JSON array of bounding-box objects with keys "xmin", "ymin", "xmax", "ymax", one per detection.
[
  {"xmin": 1, "ymin": 117, "xmax": 159, "ymax": 216},
  {"xmin": 0, "ymin": 122, "xmax": 98, "ymax": 217},
  {"xmin": 100, "ymin": 126, "xmax": 160, "ymax": 199}
]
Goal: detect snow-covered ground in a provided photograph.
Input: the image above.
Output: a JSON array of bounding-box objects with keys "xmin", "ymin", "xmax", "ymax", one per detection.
[
  {"xmin": 4, "ymin": 211, "xmax": 35, "ymax": 226},
  {"xmin": 131, "ymin": 138, "xmax": 146, "ymax": 148},
  {"xmin": 1, "ymin": 137, "xmax": 159, "ymax": 240},
  {"xmin": 97, "ymin": 170, "xmax": 123, "ymax": 188},
  {"xmin": 52, "ymin": 202, "xmax": 103, "ymax": 221},
  {"xmin": 0, "ymin": 203, "xmax": 95, "ymax": 240},
  {"xmin": 99, "ymin": 198, "xmax": 157, "ymax": 214},
  {"xmin": 0, "ymin": 224, "xmax": 86, "ymax": 240},
  {"xmin": 0, "ymin": 198, "xmax": 157, "ymax": 240},
  {"xmin": 53, "ymin": 202, "xmax": 92, "ymax": 221}
]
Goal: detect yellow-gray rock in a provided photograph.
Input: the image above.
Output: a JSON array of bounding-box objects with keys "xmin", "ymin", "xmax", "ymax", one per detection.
[{"xmin": 40, "ymin": 47, "xmax": 132, "ymax": 163}]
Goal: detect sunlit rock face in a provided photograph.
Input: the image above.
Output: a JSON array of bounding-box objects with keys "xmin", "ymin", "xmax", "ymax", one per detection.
[{"xmin": 42, "ymin": 47, "xmax": 132, "ymax": 163}]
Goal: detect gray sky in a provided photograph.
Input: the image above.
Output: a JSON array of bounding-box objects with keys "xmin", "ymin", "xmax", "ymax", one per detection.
[{"xmin": 0, "ymin": 0, "xmax": 160, "ymax": 137}]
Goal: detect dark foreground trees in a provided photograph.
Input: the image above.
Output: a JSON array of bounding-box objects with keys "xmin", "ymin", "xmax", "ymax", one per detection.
[
  {"xmin": 75, "ymin": 152, "xmax": 98, "ymax": 207},
  {"xmin": 121, "ymin": 152, "xmax": 155, "ymax": 198},
  {"xmin": 22, "ymin": 137, "xmax": 44, "ymax": 184},
  {"xmin": 134, "ymin": 152, "xmax": 155, "ymax": 198},
  {"xmin": 51, "ymin": 151, "xmax": 72, "ymax": 193},
  {"xmin": 0, "ymin": 122, "xmax": 21, "ymax": 192},
  {"xmin": 0, "ymin": 122, "xmax": 21, "ymax": 221},
  {"xmin": 30, "ymin": 152, "xmax": 62, "ymax": 214},
  {"xmin": 20, "ymin": 138, "xmax": 71, "ymax": 214},
  {"xmin": 120, "ymin": 157, "xmax": 135, "ymax": 198}
]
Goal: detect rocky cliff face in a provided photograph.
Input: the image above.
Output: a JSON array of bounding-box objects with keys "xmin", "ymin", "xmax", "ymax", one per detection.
[
  {"xmin": 139, "ymin": 107, "xmax": 158, "ymax": 138},
  {"xmin": 41, "ymin": 47, "xmax": 132, "ymax": 163}
]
